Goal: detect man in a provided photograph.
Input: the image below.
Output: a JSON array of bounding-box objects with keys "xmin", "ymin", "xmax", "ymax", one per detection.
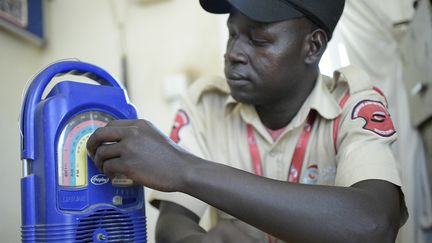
[{"xmin": 87, "ymin": 0, "xmax": 407, "ymax": 242}]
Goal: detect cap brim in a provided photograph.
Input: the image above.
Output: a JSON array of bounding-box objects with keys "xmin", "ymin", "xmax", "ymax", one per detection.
[{"xmin": 199, "ymin": 0, "xmax": 304, "ymax": 23}]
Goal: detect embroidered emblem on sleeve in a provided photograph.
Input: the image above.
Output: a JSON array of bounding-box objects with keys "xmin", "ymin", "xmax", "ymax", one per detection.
[
  {"xmin": 351, "ymin": 100, "xmax": 396, "ymax": 137},
  {"xmin": 170, "ymin": 110, "xmax": 190, "ymax": 143}
]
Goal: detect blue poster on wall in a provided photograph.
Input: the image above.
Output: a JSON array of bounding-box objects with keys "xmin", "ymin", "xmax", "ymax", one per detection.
[{"xmin": 0, "ymin": 0, "xmax": 44, "ymax": 45}]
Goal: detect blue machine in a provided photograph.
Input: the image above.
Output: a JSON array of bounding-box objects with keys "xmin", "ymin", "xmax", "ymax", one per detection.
[{"xmin": 20, "ymin": 61, "xmax": 147, "ymax": 242}]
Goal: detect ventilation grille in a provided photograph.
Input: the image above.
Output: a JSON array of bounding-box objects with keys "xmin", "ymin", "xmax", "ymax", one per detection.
[
  {"xmin": 22, "ymin": 208, "xmax": 146, "ymax": 242},
  {"xmin": 75, "ymin": 208, "xmax": 146, "ymax": 243}
]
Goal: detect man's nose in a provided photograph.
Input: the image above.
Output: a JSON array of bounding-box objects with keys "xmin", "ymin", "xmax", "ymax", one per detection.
[{"xmin": 224, "ymin": 38, "xmax": 248, "ymax": 64}]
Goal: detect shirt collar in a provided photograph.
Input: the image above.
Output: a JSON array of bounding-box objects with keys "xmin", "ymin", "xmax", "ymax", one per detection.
[
  {"xmin": 224, "ymin": 74, "xmax": 341, "ymax": 130},
  {"xmin": 309, "ymin": 74, "xmax": 341, "ymax": 120}
]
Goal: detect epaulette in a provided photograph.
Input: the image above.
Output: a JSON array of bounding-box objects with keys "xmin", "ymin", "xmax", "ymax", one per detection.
[
  {"xmin": 333, "ymin": 65, "xmax": 373, "ymax": 95},
  {"xmin": 188, "ymin": 76, "xmax": 230, "ymax": 104}
]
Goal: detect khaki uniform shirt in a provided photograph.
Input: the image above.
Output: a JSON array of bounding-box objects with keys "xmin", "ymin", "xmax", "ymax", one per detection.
[{"xmin": 150, "ymin": 66, "xmax": 404, "ymax": 242}]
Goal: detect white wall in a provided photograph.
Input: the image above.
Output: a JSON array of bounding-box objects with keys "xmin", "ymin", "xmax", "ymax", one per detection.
[
  {"xmin": 0, "ymin": 0, "xmax": 224, "ymax": 242},
  {"xmin": 0, "ymin": 26, "xmax": 43, "ymax": 243},
  {"xmin": 125, "ymin": 0, "xmax": 224, "ymax": 129}
]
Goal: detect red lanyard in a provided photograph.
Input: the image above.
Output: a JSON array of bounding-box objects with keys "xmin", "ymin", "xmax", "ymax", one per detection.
[
  {"xmin": 246, "ymin": 110, "xmax": 317, "ymax": 183},
  {"xmin": 246, "ymin": 111, "xmax": 317, "ymax": 243}
]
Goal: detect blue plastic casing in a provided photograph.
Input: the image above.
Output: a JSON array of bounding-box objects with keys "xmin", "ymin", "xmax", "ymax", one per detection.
[{"xmin": 20, "ymin": 61, "xmax": 147, "ymax": 242}]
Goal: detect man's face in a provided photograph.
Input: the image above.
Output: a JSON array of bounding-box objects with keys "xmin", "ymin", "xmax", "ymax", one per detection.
[{"xmin": 224, "ymin": 12, "xmax": 312, "ymax": 105}]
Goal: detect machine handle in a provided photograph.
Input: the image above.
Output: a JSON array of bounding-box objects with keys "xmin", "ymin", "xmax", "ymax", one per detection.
[{"xmin": 20, "ymin": 60, "xmax": 123, "ymax": 160}]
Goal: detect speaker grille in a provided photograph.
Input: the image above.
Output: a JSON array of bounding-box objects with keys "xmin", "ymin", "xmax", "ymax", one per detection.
[{"xmin": 75, "ymin": 208, "xmax": 146, "ymax": 242}]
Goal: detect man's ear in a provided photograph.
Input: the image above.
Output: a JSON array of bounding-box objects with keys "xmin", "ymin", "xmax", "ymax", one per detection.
[{"xmin": 304, "ymin": 29, "xmax": 328, "ymax": 65}]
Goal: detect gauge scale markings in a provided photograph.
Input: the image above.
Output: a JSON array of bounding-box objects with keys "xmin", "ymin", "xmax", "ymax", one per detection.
[{"xmin": 57, "ymin": 111, "xmax": 113, "ymax": 187}]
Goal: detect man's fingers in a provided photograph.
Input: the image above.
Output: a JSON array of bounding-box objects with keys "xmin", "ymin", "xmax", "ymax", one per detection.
[
  {"xmin": 87, "ymin": 119, "xmax": 151, "ymax": 158},
  {"xmin": 103, "ymin": 157, "xmax": 129, "ymax": 179},
  {"xmin": 106, "ymin": 119, "xmax": 140, "ymax": 127},
  {"xmin": 87, "ymin": 126, "xmax": 125, "ymax": 158},
  {"xmin": 93, "ymin": 142, "xmax": 122, "ymax": 171}
]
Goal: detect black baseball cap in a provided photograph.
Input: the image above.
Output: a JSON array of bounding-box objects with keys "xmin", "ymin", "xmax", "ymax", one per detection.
[{"xmin": 199, "ymin": 0, "xmax": 345, "ymax": 39}]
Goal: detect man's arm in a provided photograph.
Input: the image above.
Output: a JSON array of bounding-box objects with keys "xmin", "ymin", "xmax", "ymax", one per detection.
[
  {"xmin": 180, "ymin": 153, "xmax": 401, "ymax": 243},
  {"xmin": 156, "ymin": 201, "xmax": 261, "ymax": 243},
  {"xmin": 155, "ymin": 201, "xmax": 205, "ymax": 243},
  {"xmin": 87, "ymin": 119, "xmax": 402, "ymax": 243}
]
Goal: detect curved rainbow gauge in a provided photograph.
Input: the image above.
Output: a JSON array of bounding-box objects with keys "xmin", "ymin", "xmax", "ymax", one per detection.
[{"xmin": 57, "ymin": 111, "xmax": 112, "ymax": 187}]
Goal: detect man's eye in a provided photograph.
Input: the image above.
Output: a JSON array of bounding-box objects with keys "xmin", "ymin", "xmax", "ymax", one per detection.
[{"xmin": 250, "ymin": 38, "xmax": 268, "ymax": 46}]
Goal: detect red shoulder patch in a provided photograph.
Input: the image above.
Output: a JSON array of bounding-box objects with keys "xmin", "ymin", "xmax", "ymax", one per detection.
[
  {"xmin": 170, "ymin": 110, "xmax": 190, "ymax": 143},
  {"xmin": 351, "ymin": 100, "xmax": 396, "ymax": 137}
]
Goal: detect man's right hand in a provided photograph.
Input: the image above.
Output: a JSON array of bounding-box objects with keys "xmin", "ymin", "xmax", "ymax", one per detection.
[{"xmin": 86, "ymin": 119, "xmax": 192, "ymax": 192}]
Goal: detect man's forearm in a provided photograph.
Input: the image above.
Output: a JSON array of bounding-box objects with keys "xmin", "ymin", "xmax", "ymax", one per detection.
[
  {"xmin": 179, "ymin": 154, "xmax": 400, "ymax": 243},
  {"xmin": 156, "ymin": 201, "xmax": 206, "ymax": 243}
]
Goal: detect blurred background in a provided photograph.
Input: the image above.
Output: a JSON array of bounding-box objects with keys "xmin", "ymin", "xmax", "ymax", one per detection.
[{"xmin": 0, "ymin": 0, "xmax": 431, "ymax": 242}]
